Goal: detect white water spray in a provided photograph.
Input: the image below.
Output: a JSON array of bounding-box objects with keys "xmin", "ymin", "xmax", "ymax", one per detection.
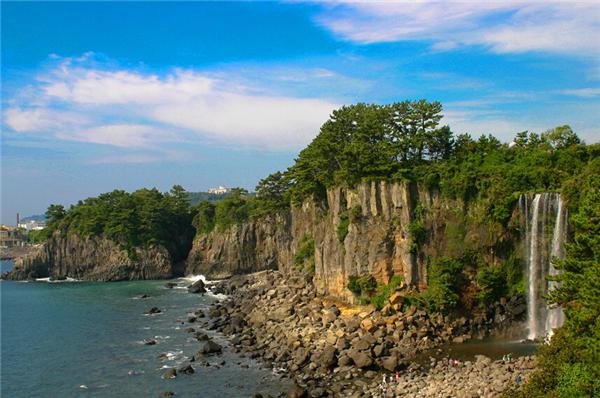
[{"xmin": 521, "ymin": 193, "xmax": 567, "ymax": 340}]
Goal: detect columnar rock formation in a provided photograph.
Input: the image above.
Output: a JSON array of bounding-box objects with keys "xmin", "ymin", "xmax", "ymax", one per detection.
[
  {"xmin": 186, "ymin": 181, "xmax": 513, "ymax": 302},
  {"xmin": 3, "ymin": 233, "xmax": 173, "ymax": 281}
]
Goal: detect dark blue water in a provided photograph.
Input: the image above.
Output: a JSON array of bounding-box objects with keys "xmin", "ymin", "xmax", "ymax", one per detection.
[{"xmin": 1, "ymin": 260, "xmax": 288, "ymax": 397}]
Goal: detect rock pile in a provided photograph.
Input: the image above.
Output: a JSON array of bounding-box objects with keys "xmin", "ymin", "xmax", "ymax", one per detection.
[{"xmin": 200, "ymin": 270, "xmax": 530, "ymax": 397}]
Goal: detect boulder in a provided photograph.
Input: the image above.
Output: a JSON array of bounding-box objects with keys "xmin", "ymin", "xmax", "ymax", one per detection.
[
  {"xmin": 382, "ymin": 355, "xmax": 398, "ymax": 371},
  {"xmin": 388, "ymin": 291, "xmax": 405, "ymax": 306},
  {"xmin": 311, "ymin": 346, "xmax": 337, "ymax": 369},
  {"xmin": 348, "ymin": 350, "xmax": 373, "ymax": 368},
  {"xmin": 198, "ymin": 340, "xmax": 222, "ymax": 355},
  {"xmin": 162, "ymin": 368, "xmax": 177, "ymax": 379},
  {"xmin": 178, "ymin": 364, "xmax": 195, "ymax": 375},
  {"xmin": 360, "ymin": 318, "xmax": 376, "ymax": 333},
  {"xmin": 269, "ymin": 305, "xmax": 293, "ymax": 321},
  {"xmin": 144, "ymin": 338, "xmax": 157, "ymax": 345},
  {"xmin": 146, "ymin": 307, "xmax": 161, "ymax": 314},
  {"xmin": 287, "ymin": 382, "xmax": 308, "ymax": 398},
  {"xmin": 164, "ymin": 282, "xmax": 177, "ymax": 289},
  {"xmin": 187, "ymin": 279, "xmax": 207, "ymax": 294}
]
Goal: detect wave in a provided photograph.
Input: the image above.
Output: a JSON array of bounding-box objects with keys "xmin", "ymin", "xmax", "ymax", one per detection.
[{"xmin": 35, "ymin": 277, "xmax": 79, "ymax": 283}]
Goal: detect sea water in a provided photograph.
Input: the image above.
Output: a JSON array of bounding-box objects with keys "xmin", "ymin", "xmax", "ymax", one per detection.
[{"xmin": 0, "ymin": 260, "xmax": 288, "ymax": 397}]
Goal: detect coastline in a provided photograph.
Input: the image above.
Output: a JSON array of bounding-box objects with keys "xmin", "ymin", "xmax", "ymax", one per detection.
[
  {"xmin": 193, "ymin": 270, "xmax": 536, "ymax": 397},
  {"xmin": 0, "ymin": 245, "xmax": 38, "ymax": 260}
]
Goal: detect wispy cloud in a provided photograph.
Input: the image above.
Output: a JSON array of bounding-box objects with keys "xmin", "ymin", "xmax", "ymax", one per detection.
[
  {"xmin": 558, "ymin": 87, "xmax": 600, "ymax": 98},
  {"xmin": 316, "ymin": 1, "xmax": 600, "ymax": 55},
  {"xmin": 2, "ymin": 54, "xmax": 342, "ymax": 158}
]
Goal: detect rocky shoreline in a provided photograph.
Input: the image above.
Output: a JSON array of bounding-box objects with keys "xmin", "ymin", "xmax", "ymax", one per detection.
[{"xmin": 181, "ymin": 270, "xmax": 534, "ymax": 397}]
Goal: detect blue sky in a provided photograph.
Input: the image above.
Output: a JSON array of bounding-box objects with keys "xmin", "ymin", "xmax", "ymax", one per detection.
[{"xmin": 1, "ymin": 1, "xmax": 599, "ymax": 223}]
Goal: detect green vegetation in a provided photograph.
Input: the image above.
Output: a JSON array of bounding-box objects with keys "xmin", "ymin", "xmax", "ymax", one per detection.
[
  {"xmin": 347, "ymin": 274, "xmax": 404, "ymax": 309},
  {"xmin": 26, "ymin": 229, "xmax": 48, "ymax": 244},
  {"xmin": 369, "ymin": 275, "xmax": 405, "ymax": 310},
  {"xmin": 408, "ymin": 205, "xmax": 427, "ymax": 254},
  {"xmin": 293, "ymin": 234, "xmax": 315, "ymax": 274},
  {"xmin": 347, "ymin": 274, "xmax": 377, "ymax": 303},
  {"xmin": 42, "ymin": 185, "xmax": 195, "ymax": 262},
  {"xmin": 337, "ymin": 210, "xmax": 350, "ymax": 243},
  {"xmin": 413, "ymin": 257, "xmax": 465, "ymax": 313}
]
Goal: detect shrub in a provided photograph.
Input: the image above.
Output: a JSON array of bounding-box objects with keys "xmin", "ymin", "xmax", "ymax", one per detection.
[
  {"xmin": 337, "ymin": 210, "xmax": 350, "ymax": 243},
  {"xmin": 477, "ymin": 266, "xmax": 507, "ymax": 306},
  {"xmin": 349, "ymin": 205, "xmax": 363, "ymax": 223},
  {"xmin": 369, "ymin": 275, "xmax": 405, "ymax": 310},
  {"xmin": 347, "ymin": 275, "xmax": 377, "ymax": 296},
  {"xmin": 414, "ymin": 257, "xmax": 464, "ymax": 313},
  {"xmin": 293, "ymin": 234, "xmax": 315, "ymax": 274}
]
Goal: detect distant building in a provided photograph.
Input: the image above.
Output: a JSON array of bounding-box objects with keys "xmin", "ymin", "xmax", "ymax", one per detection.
[
  {"xmin": 208, "ymin": 186, "xmax": 231, "ymax": 195},
  {"xmin": 0, "ymin": 225, "xmax": 26, "ymax": 248},
  {"xmin": 19, "ymin": 220, "xmax": 46, "ymax": 231}
]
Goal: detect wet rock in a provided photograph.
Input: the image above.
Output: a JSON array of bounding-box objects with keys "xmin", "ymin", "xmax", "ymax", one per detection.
[
  {"xmin": 146, "ymin": 307, "xmax": 161, "ymax": 314},
  {"xmin": 178, "ymin": 364, "xmax": 195, "ymax": 375},
  {"xmin": 198, "ymin": 340, "xmax": 222, "ymax": 355},
  {"xmin": 144, "ymin": 338, "xmax": 157, "ymax": 345},
  {"xmin": 164, "ymin": 282, "xmax": 177, "ymax": 289},
  {"xmin": 195, "ymin": 331, "xmax": 210, "ymax": 341},
  {"xmin": 159, "ymin": 391, "xmax": 175, "ymax": 397},
  {"xmin": 187, "ymin": 279, "xmax": 207, "ymax": 294},
  {"xmin": 162, "ymin": 368, "xmax": 177, "ymax": 379}
]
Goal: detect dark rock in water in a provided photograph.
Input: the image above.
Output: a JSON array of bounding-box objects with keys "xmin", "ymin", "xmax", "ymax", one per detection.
[
  {"xmin": 194, "ymin": 309, "xmax": 205, "ymax": 317},
  {"xmin": 164, "ymin": 282, "xmax": 178, "ymax": 289},
  {"xmin": 144, "ymin": 338, "xmax": 157, "ymax": 345},
  {"xmin": 162, "ymin": 368, "xmax": 177, "ymax": 379},
  {"xmin": 287, "ymin": 382, "xmax": 308, "ymax": 398},
  {"xmin": 187, "ymin": 279, "xmax": 207, "ymax": 294},
  {"xmin": 178, "ymin": 364, "xmax": 195, "ymax": 375},
  {"xmin": 159, "ymin": 391, "xmax": 175, "ymax": 397},
  {"xmin": 187, "ymin": 315, "xmax": 197, "ymax": 323},
  {"xmin": 186, "ymin": 327, "xmax": 195, "ymax": 333},
  {"xmin": 146, "ymin": 307, "xmax": 161, "ymax": 314},
  {"xmin": 198, "ymin": 340, "xmax": 222, "ymax": 355},
  {"xmin": 195, "ymin": 332, "xmax": 209, "ymax": 341},
  {"xmin": 253, "ymin": 393, "xmax": 263, "ymax": 398},
  {"xmin": 138, "ymin": 294, "xmax": 150, "ymax": 299}
]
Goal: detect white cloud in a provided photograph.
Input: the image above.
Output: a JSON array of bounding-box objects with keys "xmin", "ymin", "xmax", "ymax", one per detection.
[
  {"xmin": 316, "ymin": 1, "xmax": 600, "ymax": 55},
  {"xmin": 559, "ymin": 87, "xmax": 600, "ymax": 98},
  {"xmin": 2, "ymin": 56, "xmax": 341, "ymax": 154}
]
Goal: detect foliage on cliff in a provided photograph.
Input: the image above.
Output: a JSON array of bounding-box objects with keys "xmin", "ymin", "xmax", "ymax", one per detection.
[
  {"xmin": 510, "ymin": 160, "xmax": 600, "ymax": 397},
  {"xmin": 42, "ymin": 185, "xmax": 195, "ymax": 262}
]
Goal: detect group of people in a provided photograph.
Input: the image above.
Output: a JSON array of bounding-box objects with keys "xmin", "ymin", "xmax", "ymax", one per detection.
[{"xmin": 379, "ymin": 371, "xmax": 403, "ymax": 396}]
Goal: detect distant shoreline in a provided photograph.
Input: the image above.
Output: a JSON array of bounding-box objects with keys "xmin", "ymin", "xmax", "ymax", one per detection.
[{"xmin": 0, "ymin": 245, "xmax": 37, "ymax": 260}]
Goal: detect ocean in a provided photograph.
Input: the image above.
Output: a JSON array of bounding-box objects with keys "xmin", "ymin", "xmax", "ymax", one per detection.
[{"xmin": 0, "ymin": 260, "xmax": 288, "ymax": 397}]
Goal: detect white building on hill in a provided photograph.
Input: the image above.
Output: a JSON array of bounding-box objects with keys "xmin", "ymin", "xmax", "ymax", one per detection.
[{"xmin": 208, "ymin": 186, "xmax": 231, "ymax": 195}]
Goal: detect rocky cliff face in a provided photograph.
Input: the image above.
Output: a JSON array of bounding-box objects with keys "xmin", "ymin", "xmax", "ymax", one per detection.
[
  {"xmin": 4, "ymin": 233, "xmax": 173, "ymax": 281},
  {"xmin": 186, "ymin": 181, "xmax": 514, "ymax": 302},
  {"xmin": 185, "ymin": 214, "xmax": 292, "ymax": 279}
]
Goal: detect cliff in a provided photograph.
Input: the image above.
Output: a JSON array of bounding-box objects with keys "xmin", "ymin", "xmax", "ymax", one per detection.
[
  {"xmin": 3, "ymin": 233, "xmax": 173, "ymax": 281},
  {"xmin": 186, "ymin": 181, "xmax": 515, "ymax": 302}
]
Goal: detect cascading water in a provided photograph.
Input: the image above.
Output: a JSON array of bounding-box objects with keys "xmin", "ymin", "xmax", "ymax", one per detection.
[{"xmin": 519, "ymin": 193, "xmax": 567, "ymax": 340}]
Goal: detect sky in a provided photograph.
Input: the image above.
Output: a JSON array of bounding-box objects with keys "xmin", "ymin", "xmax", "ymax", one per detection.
[{"xmin": 1, "ymin": 1, "xmax": 599, "ymax": 223}]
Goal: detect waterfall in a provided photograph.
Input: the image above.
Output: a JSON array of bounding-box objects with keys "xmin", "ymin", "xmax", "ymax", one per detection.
[{"xmin": 520, "ymin": 193, "xmax": 567, "ymax": 340}]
